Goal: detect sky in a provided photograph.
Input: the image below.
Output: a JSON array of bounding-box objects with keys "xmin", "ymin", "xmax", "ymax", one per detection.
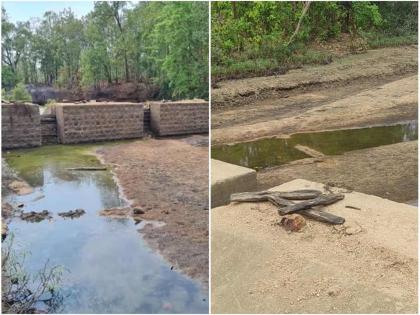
[{"xmin": 2, "ymin": 1, "xmax": 95, "ymax": 23}]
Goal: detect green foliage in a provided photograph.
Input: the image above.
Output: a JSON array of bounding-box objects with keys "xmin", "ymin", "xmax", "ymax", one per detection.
[
  {"xmin": 2, "ymin": 88, "xmax": 10, "ymax": 101},
  {"xmin": 1, "ymin": 2, "xmax": 208, "ymax": 100},
  {"xmin": 212, "ymin": 1, "xmax": 417, "ymax": 80},
  {"xmin": 9, "ymin": 83, "xmax": 31, "ymax": 102},
  {"xmin": 1, "ymin": 65, "xmax": 18, "ymax": 90},
  {"xmin": 147, "ymin": 2, "xmax": 209, "ymax": 98},
  {"xmin": 2, "ymin": 235, "xmax": 65, "ymax": 313}
]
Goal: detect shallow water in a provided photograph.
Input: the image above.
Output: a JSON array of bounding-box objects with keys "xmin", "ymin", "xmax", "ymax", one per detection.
[
  {"xmin": 4, "ymin": 144, "xmax": 208, "ymax": 314},
  {"xmin": 212, "ymin": 122, "xmax": 418, "ymax": 170}
]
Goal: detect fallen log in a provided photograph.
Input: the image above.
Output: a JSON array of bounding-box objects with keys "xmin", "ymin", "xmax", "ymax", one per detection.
[
  {"xmin": 58, "ymin": 209, "xmax": 86, "ymax": 219},
  {"xmin": 66, "ymin": 167, "xmax": 107, "ymax": 171},
  {"xmin": 230, "ymin": 189, "xmax": 322, "ymax": 202},
  {"xmin": 230, "ymin": 190, "xmax": 345, "ymax": 225},
  {"xmin": 299, "ymin": 208, "xmax": 345, "ymax": 225},
  {"xmin": 280, "ymin": 193, "xmax": 345, "ymax": 215}
]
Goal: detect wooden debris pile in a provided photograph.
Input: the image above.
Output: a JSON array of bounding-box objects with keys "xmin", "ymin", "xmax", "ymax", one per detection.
[{"xmin": 230, "ymin": 189, "xmax": 345, "ymax": 224}]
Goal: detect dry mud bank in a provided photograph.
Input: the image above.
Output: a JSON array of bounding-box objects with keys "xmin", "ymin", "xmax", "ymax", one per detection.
[
  {"xmin": 258, "ymin": 141, "xmax": 418, "ymax": 203},
  {"xmin": 212, "ymin": 46, "xmax": 417, "ymax": 110},
  {"xmin": 212, "ymin": 74, "xmax": 417, "ymax": 145},
  {"xmin": 97, "ymin": 136, "xmax": 209, "ymax": 284},
  {"xmin": 211, "ymin": 179, "xmax": 418, "ymax": 314}
]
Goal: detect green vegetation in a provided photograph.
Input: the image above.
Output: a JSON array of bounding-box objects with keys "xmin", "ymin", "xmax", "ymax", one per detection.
[
  {"xmin": 1, "ymin": 2, "xmax": 208, "ymax": 99},
  {"xmin": 212, "ymin": 1, "xmax": 418, "ymax": 81},
  {"xmin": 1, "ymin": 83, "xmax": 32, "ymax": 102},
  {"xmin": 9, "ymin": 83, "xmax": 32, "ymax": 102},
  {"xmin": 2, "ymin": 235, "xmax": 65, "ymax": 313}
]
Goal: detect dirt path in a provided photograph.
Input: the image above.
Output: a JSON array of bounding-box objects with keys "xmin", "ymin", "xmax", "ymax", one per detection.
[
  {"xmin": 212, "ymin": 75, "xmax": 417, "ymax": 145},
  {"xmin": 211, "ymin": 179, "xmax": 418, "ymax": 314},
  {"xmin": 258, "ymin": 141, "xmax": 418, "ymax": 203},
  {"xmin": 97, "ymin": 136, "xmax": 208, "ymax": 284}
]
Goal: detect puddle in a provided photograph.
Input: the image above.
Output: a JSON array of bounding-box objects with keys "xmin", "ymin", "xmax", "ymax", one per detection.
[
  {"xmin": 212, "ymin": 122, "xmax": 418, "ymax": 170},
  {"xmin": 3, "ymin": 144, "xmax": 208, "ymax": 313}
]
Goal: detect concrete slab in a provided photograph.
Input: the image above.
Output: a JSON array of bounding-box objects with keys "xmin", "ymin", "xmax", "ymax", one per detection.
[
  {"xmin": 212, "ymin": 179, "xmax": 417, "ymax": 313},
  {"xmin": 211, "ymin": 159, "xmax": 257, "ymax": 208}
]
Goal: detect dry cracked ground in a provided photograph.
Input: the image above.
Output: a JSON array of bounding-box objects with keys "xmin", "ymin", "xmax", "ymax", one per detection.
[
  {"xmin": 97, "ymin": 135, "xmax": 209, "ymax": 285},
  {"xmin": 212, "ymin": 45, "xmax": 418, "ymax": 203}
]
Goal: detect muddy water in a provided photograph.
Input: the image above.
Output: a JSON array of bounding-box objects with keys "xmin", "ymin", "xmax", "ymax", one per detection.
[
  {"xmin": 212, "ymin": 122, "xmax": 418, "ymax": 170},
  {"xmin": 4, "ymin": 144, "xmax": 208, "ymax": 314}
]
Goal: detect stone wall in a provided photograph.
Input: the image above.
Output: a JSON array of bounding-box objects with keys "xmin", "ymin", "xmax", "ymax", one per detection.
[
  {"xmin": 55, "ymin": 102, "xmax": 144, "ymax": 144},
  {"xmin": 144, "ymin": 107, "xmax": 151, "ymax": 133},
  {"xmin": 41, "ymin": 114, "xmax": 58, "ymax": 144},
  {"xmin": 2, "ymin": 103, "xmax": 41, "ymax": 149},
  {"xmin": 150, "ymin": 100, "xmax": 208, "ymax": 136}
]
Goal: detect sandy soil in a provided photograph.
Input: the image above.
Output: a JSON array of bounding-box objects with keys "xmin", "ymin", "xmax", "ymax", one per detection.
[
  {"xmin": 211, "ymin": 179, "xmax": 418, "ymax": 314},
  {"xmin": 258, "ymin": 141, "xmax": 418, "ymax": 203},
  {"xmin": 212, "ymin": 75, "xmax": 417, "ymax": 145},
  {"xmin": 97, "ymin": 136, "xmax": 209, "ymax": 284}
]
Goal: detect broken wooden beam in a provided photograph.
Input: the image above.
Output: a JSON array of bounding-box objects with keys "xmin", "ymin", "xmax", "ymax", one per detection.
[
  {"xmin": 279, "ymin": 193, "xmax": 345, "ymax": 215},
  {"xmin": 230, "ymin": 189, "xmax": 345, "ymax": 225},
  {"xmin": 66, "ymin": 167, "xmax": 107, "ymax": 171}
]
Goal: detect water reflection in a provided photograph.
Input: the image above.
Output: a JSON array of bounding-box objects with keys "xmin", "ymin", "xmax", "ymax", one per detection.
[
  {"xmin": 4, "ymin": 145, "xmax": 208, "ymax": 314},
  {"xmin": 212, "ymin": 122, "xmax": 418, "ymax": 170}
]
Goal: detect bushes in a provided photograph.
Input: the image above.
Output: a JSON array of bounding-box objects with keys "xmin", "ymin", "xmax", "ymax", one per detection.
[
  {"xmin": 212, "ymin": 1, "xmax": 418, "ymax": 81},
  {"xmin": 2, "ymin": 235, "xmax": 65, "ymax": 313},
  {"xmin": 2, "ymin": 83, "xmax": 32, "ymax": 103},
  {"xmin": 9, "ymin": 83, "xmax": 32, "ymax": 102}
]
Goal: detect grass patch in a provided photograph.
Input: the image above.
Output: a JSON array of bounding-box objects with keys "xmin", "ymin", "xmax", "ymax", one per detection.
[
  {"xmin": 366, "ymin": 34, "xmax": 417, "ymax": 49},
  {"xmin": 213, "ymin": 34, "xmax": 417, "ymax": 82},
  {"xmin": 212, "ymin": 49, "xmax": 333, "ymax": 82}
]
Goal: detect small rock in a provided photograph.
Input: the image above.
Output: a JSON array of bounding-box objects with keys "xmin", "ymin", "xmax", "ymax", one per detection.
[
  {"xmin": 2, "ymin": 222, "xmax": 8, "ymax": 241},
  {"xmin": 327, "ymin": 286, "xmax": 341, "ymax": 297},
  {"xmin": 343, "ymin": 221, "xmax": 362, "ymax": 235},
  {"xmin": 280, "ymin": 214, "xmax": 306, "ymax": 232},
  {"xmin": 132, "ymin": 207, "xmax": 145, "ymax": 215},
  {"xmin": 8, "ymin": 180, "xmax": 33, "ymax": 195},
  {"xmin": 58, "ymin": 209, "xmax": 85, "ymax": 219},
  {"xmin": 21, "ymin": 210, "xmax": 51, "ymax": 223},
  {"xmin": 345, "ymin": 226, "xmax": 362, "ymax": 235},
  {"xmin": 2, "ymin": 202, "xmax": 14, "ymax": 218},
  {"xmin": 99, "ymin": 207, "xmax": 131, "ymax": 218}
]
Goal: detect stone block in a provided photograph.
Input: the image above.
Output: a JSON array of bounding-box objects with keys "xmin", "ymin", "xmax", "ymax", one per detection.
[
  {"xmin": 150, "ymin": 100, "xmax": 208, "ymax": 136},
  {"xmin": 55, "ymin": 102, "xmax": 144, "ymax": 144},
  {"xmin": 211, "ymin": 159, "xmax": 257, "ymax": 208},
  {"xmin": 2, "ymin": 103, "xmax": 41, "ymax": 149}
]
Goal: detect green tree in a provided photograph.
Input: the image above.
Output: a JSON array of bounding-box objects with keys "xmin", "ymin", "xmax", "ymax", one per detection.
[{"xmin": 9, "ymin": 83, "xmax": 32, "ymax": 102}]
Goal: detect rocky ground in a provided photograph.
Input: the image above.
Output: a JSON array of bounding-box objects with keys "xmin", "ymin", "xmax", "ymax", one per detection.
[{"xmin": 97, "ymin": 136, "xmax": 209, "ymax": 285}]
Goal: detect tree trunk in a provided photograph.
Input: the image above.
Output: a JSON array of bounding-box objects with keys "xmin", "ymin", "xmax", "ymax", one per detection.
[{"xmin": 286, "ymin": 1, "xmax": 311, "ymax": 46}]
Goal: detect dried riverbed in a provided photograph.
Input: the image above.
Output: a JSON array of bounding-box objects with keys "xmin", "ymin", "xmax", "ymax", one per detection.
[
  {"xmin": 97, "ymin": 136, "xmax": 209, "ymax": 284},
  {"xmin": 211, "ymin": 46, "xmax": 418, "ymax": 204}
]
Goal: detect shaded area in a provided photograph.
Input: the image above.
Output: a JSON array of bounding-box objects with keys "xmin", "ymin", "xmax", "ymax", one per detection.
[
  {"xmin": 212, "ymin": 122, "xmax": 417, "ymax": 170},
  {"xmin": 3, "ymin": 144, "xmax": 208, "ymax": 313}
]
